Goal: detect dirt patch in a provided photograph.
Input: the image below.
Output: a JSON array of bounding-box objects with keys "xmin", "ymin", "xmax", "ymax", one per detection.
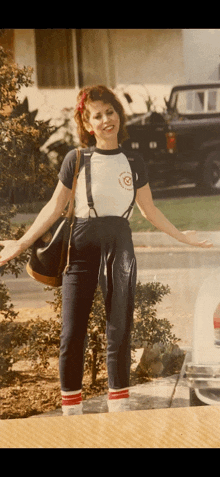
[{"xmin": 0, "ymin": 356, "xmax": 111, "ymax": 420}]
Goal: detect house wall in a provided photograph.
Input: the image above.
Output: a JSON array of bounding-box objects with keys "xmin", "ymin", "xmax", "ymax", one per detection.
[
  {"xmin": 79, "ymin": 29, "xmax": 185, "ymax": 113},
  {"xmin": 113, "ymin": 28, "xmax": 185, "ymax": 113},
  {"xmin": 78, "ymin": 29, "xmax": 114, "ymax": 87},
  {"xmin": 110, "ymin": 29, "xmax": 185, "ymax": 85},
  {"xmin": 11, "ymin": 29, "xmax": 186, "ymax": 122},
  {"xmin": 13, "ymin": 29, "xmax": 79, "ymax": 124},
  {"xmin": 5, "ymin": 29, "xmax": 220, "ymax": 123},
  {"xmin": 182, "ymin": 29, "xmax": 220, "ymax": 84}
]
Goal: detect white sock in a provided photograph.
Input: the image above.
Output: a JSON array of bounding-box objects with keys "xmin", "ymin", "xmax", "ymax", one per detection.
[
  {"xmin": 108, "ymin": 388, "xmax": 130, "ymax": 412},
  {"xmin": 61, "ymin": 390, "xmax": 83, "ymax": 416}
]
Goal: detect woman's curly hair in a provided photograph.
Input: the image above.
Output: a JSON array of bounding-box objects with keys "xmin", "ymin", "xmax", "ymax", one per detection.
[{"xmin": 74, "ymin": 85, "xmax": 129, "ymax": 147}]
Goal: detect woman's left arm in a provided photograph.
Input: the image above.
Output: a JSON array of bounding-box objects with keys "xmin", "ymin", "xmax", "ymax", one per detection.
[{"xmin": 135, "ymin": 183, "xmax": 213, "ymax": 248}]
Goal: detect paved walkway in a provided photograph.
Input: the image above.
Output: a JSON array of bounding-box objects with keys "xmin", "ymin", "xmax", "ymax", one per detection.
[
  {"xmin": 132, "ymin": 230, "xmax": 220, "ymax": 249},
  {"xmin": 32, "ymin": 371, "xmax": 190, "ymax": 419}
]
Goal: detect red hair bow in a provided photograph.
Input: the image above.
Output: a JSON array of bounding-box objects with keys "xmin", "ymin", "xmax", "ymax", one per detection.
[{"xmin": 77, "ymin": 91, "xmax": 87, "ymax": 114}]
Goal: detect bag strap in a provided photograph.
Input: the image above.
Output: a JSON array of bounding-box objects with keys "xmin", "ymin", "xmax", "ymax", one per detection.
[
  {"xmin": 63, "ymin": 148, "xmax": 81, "ymax": 276},
  {"xmin": 66, "ymin": 147, "xmax": 81, "ymax": 220}
]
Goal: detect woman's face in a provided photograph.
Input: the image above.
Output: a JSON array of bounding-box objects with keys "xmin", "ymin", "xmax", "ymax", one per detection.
[{"xmin": 85, "ymin": 100, "xmax": 120, "ymax": 149}]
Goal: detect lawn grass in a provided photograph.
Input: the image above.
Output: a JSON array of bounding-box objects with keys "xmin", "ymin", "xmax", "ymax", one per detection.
[
  {"xmin": 11, "ymin": 195, "xmax": 220, "ymax": 232},
  {"xmin": 129, "ymin": 195, "xmax": 220, "ymax": 232}
]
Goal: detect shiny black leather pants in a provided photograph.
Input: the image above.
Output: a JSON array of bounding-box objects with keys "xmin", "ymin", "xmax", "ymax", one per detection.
[{"xmin": 59, "ymin": 216, "xmax": 137, "ymax": 392}]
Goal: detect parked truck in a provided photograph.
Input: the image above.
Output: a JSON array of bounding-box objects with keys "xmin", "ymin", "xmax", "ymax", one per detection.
[{"xmin": 124, "ymin": 83, "xmax": 220, "ymax": 193}]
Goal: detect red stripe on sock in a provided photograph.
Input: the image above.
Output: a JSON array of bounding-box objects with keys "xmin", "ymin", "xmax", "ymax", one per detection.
[
  {"xmin": 108, "ymin": 389, "xmax": 129, "ymax": 400},
  {"xmin": 62, "ymin": 392, "xmax": 82, "ymax": 406}
]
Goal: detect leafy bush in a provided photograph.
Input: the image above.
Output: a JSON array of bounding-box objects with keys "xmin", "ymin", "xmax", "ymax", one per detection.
[
  {"xmin": 132, "ymin": 281, "xmax": 178, "ymax": 349},
  {"xmin": 0, "ymin": 282, "xmax": 18, "ymax": 322},
  {"xmin": 0, "ymin": 45, "xmax": 57, "ymax": 203},
  {"xmin": 0, "ymin": 316, "xmax": 62, "ymax": 377},
  {"xmin": 0, "ymin": 43, "xmax": 58, "ymax": 324}
]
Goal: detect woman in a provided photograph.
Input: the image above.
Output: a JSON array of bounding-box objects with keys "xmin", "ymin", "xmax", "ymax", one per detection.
[{"xmin": 0, "ymin": 85, "xmax": 213, "ymax": 415}]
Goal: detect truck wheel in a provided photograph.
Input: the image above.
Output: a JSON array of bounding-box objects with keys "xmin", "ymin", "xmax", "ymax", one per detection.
[
  {"xmin": 189, "ymin": 389, "xmax": 207, "ymax": 406},
  {"xmin": 200, "ymin": 152, "xmax": 220, "ymax": 192}
]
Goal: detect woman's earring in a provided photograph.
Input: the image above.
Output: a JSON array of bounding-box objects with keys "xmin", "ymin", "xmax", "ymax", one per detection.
[{"xmin": 89, "ymin": 130, "xmax": 94, "ymax": 135}]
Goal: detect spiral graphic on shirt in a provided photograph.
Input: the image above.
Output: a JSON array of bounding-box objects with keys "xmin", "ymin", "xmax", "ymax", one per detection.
[{"xmin": 118, "ymin": 171, "xmax": 133, "ymax": 191}]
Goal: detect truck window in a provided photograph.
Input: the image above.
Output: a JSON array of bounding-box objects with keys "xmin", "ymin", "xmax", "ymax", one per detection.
[
  {"xmin": 208, "ymin": 90, "xmax": 217, "ymax": 111},
  {"xmin": 170, "ymin": 88, "xmax": 220, "ymax": 115},
  {"xmin": 194, "ymin": 92, "xmax": 204, "ymax": 112}
]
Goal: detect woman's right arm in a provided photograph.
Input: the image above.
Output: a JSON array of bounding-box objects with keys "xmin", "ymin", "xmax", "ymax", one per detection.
[{"xmin": 0, "ymin": 180, "xmax": 71, "ymax": 266}]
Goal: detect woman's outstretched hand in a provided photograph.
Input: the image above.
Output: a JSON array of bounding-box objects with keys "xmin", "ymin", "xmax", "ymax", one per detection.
[
  {"xmin": 181, "ymin": 230, "xmax": 213, "ymax": 248},
  {"xmin": 136, "ymin": 185, "xmax": 214, "ymax": 249},
  {"xmin": 0, "ymin": 240, "xmax": 23, "ymax": 267}
]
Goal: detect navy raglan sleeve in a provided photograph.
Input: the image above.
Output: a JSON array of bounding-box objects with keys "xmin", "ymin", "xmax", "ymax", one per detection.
[
  {"xmin": 135, "ymin": 153, "xmax": 149, "ymax": 189},
  {"xmin": 58, "ymin": 149, "xmax": 77, "ymax": 190},
  {"xmin": 125, "ymin": 148, "xmax": 148, "ymax": 189}
]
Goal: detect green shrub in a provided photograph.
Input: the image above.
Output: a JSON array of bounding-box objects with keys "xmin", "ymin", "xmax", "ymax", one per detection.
[
  {"xmin": 0, "ymin": 43, "xmax": 58, "ymax": 327},
  {"xmin": 132, "ymin": 281, "xmax": 178, "ymax": 349}
]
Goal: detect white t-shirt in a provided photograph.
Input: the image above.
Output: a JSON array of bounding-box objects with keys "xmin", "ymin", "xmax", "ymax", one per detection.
[
  {"xmin": 75, "ymin": 149, "xmax": 134, "ymax": 218},
  {"xmin": 58, "ymin": 146, "xmax": 148, "ymax": 219}
]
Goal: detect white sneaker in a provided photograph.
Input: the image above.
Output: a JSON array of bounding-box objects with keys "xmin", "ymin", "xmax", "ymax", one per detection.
[
  {"xmin": 62, "ymin": 402, "xmax": 83, "ymax": 416},
  {"xmin": 108, "ymin": 397, "xmax": 130, "ymax": 412},
  {"xmin": 108, "ymin": 388, "xmax": 130, "ymax": 412},
  {"xmin": 61, "ymin": 390, "xmax": 83, "ymax": 415}
]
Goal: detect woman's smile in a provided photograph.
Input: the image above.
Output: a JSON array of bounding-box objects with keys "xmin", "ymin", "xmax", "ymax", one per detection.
[
  {"xmin": 103, "ymin": 124, "xmax": 114, "ymax": 132},
  {"xmin": 85, "ymin": 100, "xmax": 120, "ymax": 149}
]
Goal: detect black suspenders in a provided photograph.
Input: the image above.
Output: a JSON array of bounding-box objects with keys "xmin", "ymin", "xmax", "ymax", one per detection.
[
  {"xmin": 83, "ymin": 151, "xmax": 137, "ymax": 219},
  {"xmin": 84, "ymin": 152, "xmax": 98, "ymax": 217}
]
